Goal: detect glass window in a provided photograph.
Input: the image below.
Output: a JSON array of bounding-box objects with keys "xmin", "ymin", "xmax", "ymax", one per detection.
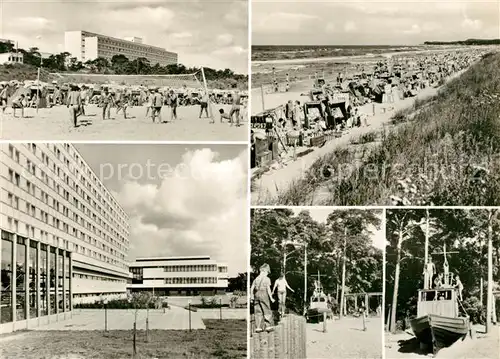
[
  {"xmin": 29, "ymin": 242, "xmax": 37, "ymax": 318},
  {"xmin": 1, "ymin": 233, "xmax": 13, "ymax": 323},
  {"xmin": 49, "ymin": 248, "xmax": 56, "ymax": 314},
  {"xmin": 58, "ymin": 251, "xmax": 64, "ymax": 312},
  {"xmin": 16, "ymin": 237, "xmax": 26, "ymax": 321},
  {"xmin": 40, "ymin": 244, "xmax": 47, "ymax": 316}
]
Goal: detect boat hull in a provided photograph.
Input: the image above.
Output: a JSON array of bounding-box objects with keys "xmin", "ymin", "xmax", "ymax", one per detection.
[{"xmin": 410, "ymin": 314, "xmax": 470, "ymax": 353}]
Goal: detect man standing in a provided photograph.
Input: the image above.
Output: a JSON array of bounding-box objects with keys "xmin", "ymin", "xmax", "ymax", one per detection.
[
  {"xmin": 67, "ymin": 85, "xmax": 82, "ymax": 127},
  {"xmin": 424, "ymin": 258, "xmax": 436, "ymax": 289},
  {"xmin": 454, "ymin": 274, "xmax": 463, "ymax": 301},
  {"xmin": 199, "ymin": 90, "xmax": 209, "ymax": 119},
  {"xmin": 168, "ymin": 90, "xmax": 178, "ymax": 122},
  {"xmin": 272, "ymin": 272, "xmax": 294, "ymax": 318},
  {"xmin": 101, "ymin": 88, "xmax": 114, "ymax": 120},
  {"xmin": 152, "ymin": 89, "xmax": 164, "ymax": 123},
  {"xmin": 229, "ymin": 91, "xmax": 241, "ymax": 127},
  {"xmin": 251, "ymin": 263, "xmax": 275, "ymax": 332}
]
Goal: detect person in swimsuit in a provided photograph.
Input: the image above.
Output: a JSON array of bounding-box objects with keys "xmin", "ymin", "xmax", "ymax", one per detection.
[
  {"xmin": 272, "ymin": 272, "xmax": 294, "ymax": 318},
  {"xmin": 152, "ymin": 89, "xmax": 164, "ymax": 123},
  {"xmin": 0, "ymin": 84, "xmax": 8, "ymax": 113},
  {"xmin": 12, "ymin": 94, "xmax": 26, "ymax": 118},
  {"xmin": 250, "ymin": 263, "xmax": 275, "ymax": 332},
  {"xmin": 229, "ymin": 91, "xmax": 241, "ymax": 127},
  {"xmin": 67, "ymin": 85, "xmax": 82, "ymax": 127},
  {"xmin": 199, "ymin": 91, "xmax": 209, "ymax": 119},
  {"xmin": 168, "ymin": 90, "xmax": 178, "ymax": 121}
]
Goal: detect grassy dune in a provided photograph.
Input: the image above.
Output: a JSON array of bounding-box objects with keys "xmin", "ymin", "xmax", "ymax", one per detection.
[{"xmin": 275, "ymin": 52, "xmax": 500, "ymax": 206}]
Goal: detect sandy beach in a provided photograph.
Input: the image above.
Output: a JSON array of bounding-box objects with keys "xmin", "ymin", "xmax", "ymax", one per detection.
[
  {"xmin": 384, "ymin": 325, "xmax": 500, "ymax": 359},
  {"xmin": 251, "ymin": 76, "xmax": 447, "ymax": 204},
  {"xmin": 1, "ymin": 103, "xmax": 247, "ymax": 141},
  {"xmin": 307, "ymin": 316, "xmax": 382, "ymax": 359}
]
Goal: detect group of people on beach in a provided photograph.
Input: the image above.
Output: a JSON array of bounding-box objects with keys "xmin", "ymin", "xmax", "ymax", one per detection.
[{"xmin": 1, "ymin": 81, "xmax": 246, "ymax": 128}]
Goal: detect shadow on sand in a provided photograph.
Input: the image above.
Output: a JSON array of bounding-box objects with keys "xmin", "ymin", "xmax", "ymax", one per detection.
[{"xmin": 397, "ymin": 336, "xmax": 429, "ymax": 356}]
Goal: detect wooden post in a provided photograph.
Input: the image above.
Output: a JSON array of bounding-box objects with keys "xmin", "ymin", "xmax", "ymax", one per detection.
[
  {"xmin": 486, "ymin": 210, "xmax": 494, "ymax": 333},
  {"xmin": 36, "ymin": 67, "xmax": 40, "ymax": 114},
  {"xmin": 189, "ymin": 303, "xmax": 192, "ymax": 332},
  {"xmin": 480, "ymin": 277, "xmax": 484, "ymax": 306},
  {"xmin": 340, "ymin": 227, "xmax": 347, "ymax": 318},
  {"xmin": 200, "ymin": 67, "xmax": 213, "ymax": 122},
  {"xmin": 146, "ymin": 316, "xmax": 149, "ymax": 342},
  {"xmin": 220, "ymin": 298, "xmax": 222, "ymax": 320},
  {"xmin": 133, "ymin": 322, "xmax": 137, "ymax": 356},
  {"xmin": 323, "ymin": 312, "xmax": 327, "ymax": 333}
]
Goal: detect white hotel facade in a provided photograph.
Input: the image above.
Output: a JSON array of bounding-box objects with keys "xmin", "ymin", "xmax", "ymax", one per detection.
[
  {"xmin": 0, "ymin": 143, "xmax": 130, "ymax": 333},
  {"xmin": 64, "ymin": 30, "xmax": 178, "ymax": 66},
  {"xmin": 129, "ymin": 256, "xmax": 229, "ymax": 296}
]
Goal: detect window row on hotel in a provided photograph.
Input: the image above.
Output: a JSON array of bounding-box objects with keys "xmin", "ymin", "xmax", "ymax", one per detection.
[
  {"xmin": 5, "ymin": 190, "xmax": 126, "ymax": 259},
  {"xmin": 1, "ymin": 231, "xmax": 71, "ymax": 324},
  {"xmin": 5, "ymin": 145, "xmax": 128, "ymax": 261},
  {"xmin": 4, "ymin": 216, "xmax": 123, "ymax": 267},
  {"xmin": 9, "ymin": 143, "xmax": 127, "ymax": 231},
  {"xmin": 130, "ymin": 265, "xmax": 228, "ymax": 273},
  {"xmin": 74, "ymin": 273, "xmax": 126, "ymax": 283},
  {"xmin": 163, "ymin": 277, "xmax": 218, "ymax": 285}
]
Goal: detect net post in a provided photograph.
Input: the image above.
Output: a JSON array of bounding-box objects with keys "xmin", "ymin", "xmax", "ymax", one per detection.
[{"xmin": 201, "ymin": 67, "xmax": 214, "ymax": 123}]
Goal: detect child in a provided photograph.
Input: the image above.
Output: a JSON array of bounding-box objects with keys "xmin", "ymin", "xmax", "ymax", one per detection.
[
  {"xmin": 251, "ymin": 263, "xmax": 275, "ymax": 332},
  {"xmin": 219, "ymin": 108, "xmax": 232, "ymax": 123}
]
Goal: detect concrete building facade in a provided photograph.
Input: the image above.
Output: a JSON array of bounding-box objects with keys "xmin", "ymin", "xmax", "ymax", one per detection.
[
  {"xmin": 64, "ymin": 30, "xmax": 178, "ymax": 66},
  {"xmin": 1, "ymin": 143, "xmax": 131, "ymax": 332},
  {"xmin": 0, "ymin": 52, "xmax": 23, "ymax": 65},
  {"xmin": 129, "ymin": 256, "xmax": 229, "ymax": 296}
]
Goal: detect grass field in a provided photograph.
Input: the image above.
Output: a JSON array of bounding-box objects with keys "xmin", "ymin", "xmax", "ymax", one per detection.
[
  {"xmin": 0, "ymin": 320, "xmax": 246, "ymax": 359},
  {"xmin": 273, "ymin": 52, "xmax": 500, "ymax": 206}
]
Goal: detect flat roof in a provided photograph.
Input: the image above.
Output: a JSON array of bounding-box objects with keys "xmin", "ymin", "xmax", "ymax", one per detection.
[{"xmin": 135, "ymin": 256, "xmax": 211, "ymax": 262}]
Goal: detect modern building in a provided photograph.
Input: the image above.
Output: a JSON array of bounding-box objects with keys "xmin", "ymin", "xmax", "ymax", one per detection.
[
  {"xmin": 64, "ymin": 30, "xmax": 178, "ymax": 66},
  {"xmin": 0, "ymin": 52, "xmax": 23, "ymax": 65},
  {"xmin": 1, "ymin": 143, "xmax": 131, "ymax": 333},
  {"xmin": 129, "ymin": 256, "xmax": 229, "ymax": 296}
]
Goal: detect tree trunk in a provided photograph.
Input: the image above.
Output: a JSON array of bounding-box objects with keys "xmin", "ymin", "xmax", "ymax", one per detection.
[
  {"xmin": 486, "ymin": 211, "xmax": 494, "ymax": 333},
  {"xmin": 390, "ymin": 227, "xmax": 403, "ymax": 333},
  {"xmin": 340, "ymin": 228, "xmax": 347, "ymax": 318}
]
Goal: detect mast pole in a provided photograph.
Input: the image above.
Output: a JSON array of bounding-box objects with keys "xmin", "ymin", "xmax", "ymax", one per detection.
[{"xmin": 424, "ymin": 209, "xmax": 429, "ymax": 289}]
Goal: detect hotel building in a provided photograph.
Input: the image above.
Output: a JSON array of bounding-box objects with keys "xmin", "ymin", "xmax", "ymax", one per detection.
[
  {"xmin": 129, "ymin": 256, "xmax": 229, "ymax": 296},
  {"xmin": 64, "ymin": 30, "xmax": 178, "ymax": 66},
  {"xmin": 0, "ymin": 143, "xmax": 130, "ymax": 333}
]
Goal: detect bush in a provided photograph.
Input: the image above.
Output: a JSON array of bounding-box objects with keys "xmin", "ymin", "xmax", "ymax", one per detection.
[{"xmin": 74, "ymin": 298, "xmax": 157, "ymax": 310}]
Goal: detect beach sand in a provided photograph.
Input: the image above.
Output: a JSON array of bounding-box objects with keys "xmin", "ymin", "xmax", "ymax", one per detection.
[
  {"xmin": 1, "ymin": 103, "xmax": 247, "ymax": 141},
  {"xmin": 307, "ymin": 316, "xmax": 382, "ymax": 359},
  {"xmin": 251, "ymin": 70, "xmax": 466, "ymax": 205},
  {"xmin": 384, "ymin": 325, "xmax": 499, "ymax": 359}
]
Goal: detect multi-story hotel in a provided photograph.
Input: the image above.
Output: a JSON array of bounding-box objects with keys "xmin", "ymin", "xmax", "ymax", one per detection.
[
  {"xmin": 0, "ymin": 143, "xmax": 130, "ymax": 333},
  {"xmin": 129, "ymin": 256, "xmax": 229, "ymax": 296},
  {"xmin": 64, "ymin": 30, "xmax": 178, "ymax": 66}
]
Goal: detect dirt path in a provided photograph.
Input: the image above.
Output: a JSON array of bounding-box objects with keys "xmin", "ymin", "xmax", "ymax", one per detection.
[
  {"xmin": 307, "ymin": 316, "xmax": 382, "ymax": 359},
  {"xmin": 1, "ymin": 104, "xmax": 247, "ymax": 141}
]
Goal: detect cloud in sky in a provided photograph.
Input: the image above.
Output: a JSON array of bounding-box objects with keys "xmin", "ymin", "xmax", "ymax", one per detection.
[
  {"xmin": 252, "ymin": 0, "xmax": 499, "ymax": 45},
  {"xmin": 1, "ymin": 0, "xmax": 248, "ymax": 73},
  {"xmin": 114, "ymin": 148, "xmax": 247, "ymax": 276}
]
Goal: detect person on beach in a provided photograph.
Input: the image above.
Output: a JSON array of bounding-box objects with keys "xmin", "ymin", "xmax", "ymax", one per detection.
[
  {"xmin": 101, "ymin": 88, "xmax": 114, "ymax": 120},
  {"xmin": 251, "ymin": 263, "xmax": 275, "ymax": 332},
  {"xmin": 272, "ymin": 272, "xmax": 294, "ymax": 318},
  {"xmin": 11, "ymin": 94, "xmax": 26, "ymax": 118},
  {"xmin": 67, "ymin": 85, "xmax": 82, "ymax": 127},
  {"xmin": 168, "ymin": 90, "xmax": 178, "ymax": 121},
  {"xmin": 229, "ymin": 91, "xmax": 241, "ymax": 127},
  {"xmin": 0, "ymin": 84, "xmax": 8, "ymax": 113},
  {"xmin": 199, "ymin": 90, "xmax": 209, "ymax": 119},
  {"xmin": 219, "ymin": 108, "xmax": 232, "ymax": 123},
  {"xmin": 152, "ymin": 89, "xmax": 164, "ymax": 123}
]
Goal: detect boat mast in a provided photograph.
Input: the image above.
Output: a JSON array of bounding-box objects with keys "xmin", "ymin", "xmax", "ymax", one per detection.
[{"xmin": 424, "ymin": 209, "xmax": 429, "ymax": 289}]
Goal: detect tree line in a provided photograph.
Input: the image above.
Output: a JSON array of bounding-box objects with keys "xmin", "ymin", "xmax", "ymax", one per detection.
[
  {"xmin": 251, "ymin": 208, "xmax": 383, "ymax": 315},
  {"xmin": 386, "ymin": 209, "xmax": 500, "ymax": 331},
  {"xmin": 0, "ymin": 41, "xmax": 247, "ymax": 84},
  {"xmin": 424, "ymin": 39, "xmax": 500, "ymax": 45}
]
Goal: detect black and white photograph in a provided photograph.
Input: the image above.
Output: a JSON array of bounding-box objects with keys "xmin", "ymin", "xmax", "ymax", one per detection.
[
  {"xmin": 0, "ymin": 0, "xmax": 248, "ymax": 141},
  {"xmin": 0, "ymin": 143, "xmax": 248, "ymax": 358},
  {"xmin": 250, "ymin": 208, "xmax": 384, "ymax": 358},
  {"xmin": 250, "ymin": 0, "xmax": 500, "ymax": 206},
  {"xmin": 385, "ymin": 208, "xmax": 500, "ymax": 358}
]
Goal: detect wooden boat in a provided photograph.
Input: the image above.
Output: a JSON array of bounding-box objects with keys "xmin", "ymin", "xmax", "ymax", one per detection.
[{"xmin": 410, "ymin": 286, "xmax": 470, "ymax": 353}]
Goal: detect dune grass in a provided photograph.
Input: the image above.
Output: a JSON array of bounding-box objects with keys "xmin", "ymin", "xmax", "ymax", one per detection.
[{"xmin": 274, "ymin": 52, "xmax": 500, "ymax": 206}]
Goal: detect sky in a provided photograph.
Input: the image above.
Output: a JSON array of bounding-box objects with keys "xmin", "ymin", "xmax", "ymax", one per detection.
[
  {"xmin": 252, "ymin": 0, "xmax": 500, "ymax": 45},
  {"xmin": 74, "ymin": 144, "xmax": 248, "ymax": 277},
  {"xmin": 0, "ymin": 0, "xmax": 248, "ymax": 73},
  {"xmin": 292, "ymin": 208, "xmax": 384, "ymax": 250}
]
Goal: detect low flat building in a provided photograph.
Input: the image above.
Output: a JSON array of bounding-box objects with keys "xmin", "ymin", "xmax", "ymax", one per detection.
[
  {"xmin": 128, "ymin": 256, "xmax": 229, "ymax": 296},
  {"xmin": 0, "ymin": 52, "xmax": 23, "ymax": 65},
  {"xmin": 64, "ymin": 30, "xmax": 178, "ymax": 66}
]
